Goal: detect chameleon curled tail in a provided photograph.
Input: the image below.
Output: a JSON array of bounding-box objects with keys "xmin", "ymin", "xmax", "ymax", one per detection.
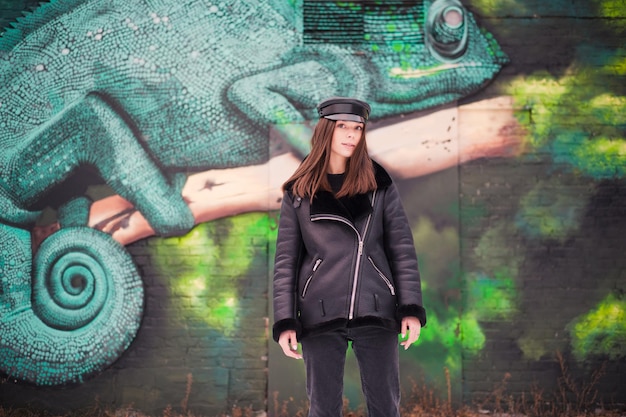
[{"xmin": 0, "ymin": 222, "xmax": 143, "ymax": 385}]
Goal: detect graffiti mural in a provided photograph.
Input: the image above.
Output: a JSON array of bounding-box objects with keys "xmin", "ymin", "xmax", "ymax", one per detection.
[
  {"xmin": 455, "ymin": 0, "xmax": 626, "ymax": 409},
  {"xmin": 0, "ymin": 0, "xmax": 507, "ymax": 387},
  {"xmin": 1, "ymin": 0, "xmax": 623, "ymax": 415}
]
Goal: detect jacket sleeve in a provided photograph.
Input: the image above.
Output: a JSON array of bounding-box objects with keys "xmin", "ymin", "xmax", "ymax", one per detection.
[
  {"xmin": 272, "ymin": 191, "xmax": 303, "ymax": 342},
  {"xmin": 382, "ymin": 183, "xmax": 427, "ymax": 327}
]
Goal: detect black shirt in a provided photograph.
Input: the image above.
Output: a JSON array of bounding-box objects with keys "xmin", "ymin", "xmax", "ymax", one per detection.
[{"xmin": 327, "ymin": 173, "xmax": 345, "ymax": 194}]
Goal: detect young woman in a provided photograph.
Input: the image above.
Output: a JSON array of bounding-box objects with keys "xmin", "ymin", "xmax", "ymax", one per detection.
[{"xmin": 272, "ymin": 97, "xmax": 427, "ymax": 417}]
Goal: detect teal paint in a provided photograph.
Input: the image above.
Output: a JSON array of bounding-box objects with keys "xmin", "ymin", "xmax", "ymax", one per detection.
[
  {"xmin": 0, "ymin": 225, "xmax": 143, "ymax": 385},
  {"xmin": 0, "ymin": 0, "xmax": 507, "ymax": 385}
]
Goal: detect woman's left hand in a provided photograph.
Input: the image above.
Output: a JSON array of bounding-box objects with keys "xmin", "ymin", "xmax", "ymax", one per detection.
[{"xmin": 400, "ymin": 316, "xmax": 421, "ymax": 350}]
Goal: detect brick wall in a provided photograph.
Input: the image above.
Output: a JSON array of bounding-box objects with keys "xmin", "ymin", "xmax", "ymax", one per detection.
[
  {"xmin": 458, "ymin": 1, "xmax": 626, "ymax": 407},
  {"xmin": 0, "ymin": 0, "xmax": 624, "ymax": 415}
]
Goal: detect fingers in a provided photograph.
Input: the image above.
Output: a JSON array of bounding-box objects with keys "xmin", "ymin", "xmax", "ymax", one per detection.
[
  {"xmin": 400, "ymin": 317, "xmax": 421, "ymax": 350},
  {"xmin": 278, "ymin": 330, "xmax": 303, "ymax": 359}
]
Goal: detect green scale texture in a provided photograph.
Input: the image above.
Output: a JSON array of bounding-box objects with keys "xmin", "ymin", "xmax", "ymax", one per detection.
[{"xmin": 0, "ymin": 0, "xmax": 507, "ymax": 385}]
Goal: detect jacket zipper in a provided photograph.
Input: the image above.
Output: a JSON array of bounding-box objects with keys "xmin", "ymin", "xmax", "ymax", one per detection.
[
  {"xmin": 310, "ymin": 190, "xmax": 377, "ymax": 320},
  {"xmin": 301, "ymin": 258, "xmax": 322, "ymax": 297},
  {"xmin": 367, "ymin": 256, "xmax": 396, "ymax": 295}
]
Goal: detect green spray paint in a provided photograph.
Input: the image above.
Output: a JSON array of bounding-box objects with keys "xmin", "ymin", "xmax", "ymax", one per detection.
[
  {"xmin": 151, "ymin": 213, "xmax": 270, "ymax": 335},
  {"xmin": 0, "ymin": 0, "xmax": 507, "ymax": 385},
  {"xmin": 568, "ymin": 293, "xmax": 626, "ymax": 361}
]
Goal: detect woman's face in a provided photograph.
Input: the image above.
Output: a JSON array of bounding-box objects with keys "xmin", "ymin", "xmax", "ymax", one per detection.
[{"xmin": 329, "ymin": 120, "xmax": 364, "ymax": 172}]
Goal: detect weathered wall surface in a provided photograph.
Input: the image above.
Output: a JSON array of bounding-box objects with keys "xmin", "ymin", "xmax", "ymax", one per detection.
[
  {"xmin": 0, "ymin": 1, "xmax": 624, "ymax": 416},
  {"xmin": 457, "ymin": 0, "xmax": 626, "ymax": 405}
]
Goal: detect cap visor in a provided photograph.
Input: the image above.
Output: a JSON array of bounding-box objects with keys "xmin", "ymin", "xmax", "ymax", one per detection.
[{"xmin": 323, "ymin": 114, "xmax": 365, "ymax": 123}]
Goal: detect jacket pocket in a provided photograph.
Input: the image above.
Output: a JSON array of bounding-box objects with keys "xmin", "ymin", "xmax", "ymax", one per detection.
[
  {"xmin": 318, "ymin": 299, "xmax": 326, "ymax": 317},
  {"xmin": 301, "ymin": 258, "xmax": 323, "ymax": 298},
  {"xmin": 367, "ymin": 256, "xmax": 395, "ymax": 296}
]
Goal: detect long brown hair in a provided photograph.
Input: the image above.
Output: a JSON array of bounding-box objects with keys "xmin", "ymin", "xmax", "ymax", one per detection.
[{"xmin": 284, "ymin": 118, "xmax": 377, "ymax": 198}]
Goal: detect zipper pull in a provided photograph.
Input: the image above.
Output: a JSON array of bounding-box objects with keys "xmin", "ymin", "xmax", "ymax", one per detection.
[
  {"xmin": 358, "ymin": 241, "xmax": 363, "ymax": 256},
  {"xmin": 313, "ymin": 259, "xmax": 322, "ymax": 271}
]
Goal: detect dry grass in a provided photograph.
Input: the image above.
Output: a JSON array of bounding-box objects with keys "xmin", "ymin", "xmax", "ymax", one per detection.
[{"xmin": 0, "ymin": 354, "xmax": 623, "ymax": 417}]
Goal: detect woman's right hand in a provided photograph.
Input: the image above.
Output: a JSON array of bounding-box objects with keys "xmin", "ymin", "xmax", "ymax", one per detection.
[{"xmin": 278, "ymin": 330, "xmax": 303, "ymax": 359}]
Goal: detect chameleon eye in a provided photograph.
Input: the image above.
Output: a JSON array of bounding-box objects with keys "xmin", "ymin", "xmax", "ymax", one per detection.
[{"xmin": 425, "ymin": 0, "xmax": 468, "ymax": 62}]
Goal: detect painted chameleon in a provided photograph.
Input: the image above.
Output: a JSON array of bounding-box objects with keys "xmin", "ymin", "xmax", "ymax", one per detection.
[{"xmin": 0, "ymin": 0, "xmax": 507, "ymax": 385}]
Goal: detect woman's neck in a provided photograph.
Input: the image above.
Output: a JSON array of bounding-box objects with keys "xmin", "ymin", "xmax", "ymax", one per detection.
[{"xmin": 328, "ymin": 156, "xmax": 347, "ymax": 174}]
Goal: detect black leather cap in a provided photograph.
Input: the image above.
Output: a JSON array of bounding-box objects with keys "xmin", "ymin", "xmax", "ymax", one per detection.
[{"xmin": 317, "ymin": 97, "xmax": 371, "ymax": 124}]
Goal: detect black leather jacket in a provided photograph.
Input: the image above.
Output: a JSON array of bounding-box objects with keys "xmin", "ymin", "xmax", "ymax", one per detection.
[{"xmin": 272, "ymin": 162, "xmax": 426, "ymax": 342}]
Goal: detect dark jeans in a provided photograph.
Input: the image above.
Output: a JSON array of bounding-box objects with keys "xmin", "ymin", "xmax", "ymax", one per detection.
[{"xmin": 301, "ymin": 326, "xmax": 400, "ymax": 417}]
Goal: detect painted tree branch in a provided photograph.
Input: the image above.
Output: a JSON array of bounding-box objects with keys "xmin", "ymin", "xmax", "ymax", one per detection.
[{"xmin": 33, "ymin": 96, "xmax": 525, "ymax": 247}]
